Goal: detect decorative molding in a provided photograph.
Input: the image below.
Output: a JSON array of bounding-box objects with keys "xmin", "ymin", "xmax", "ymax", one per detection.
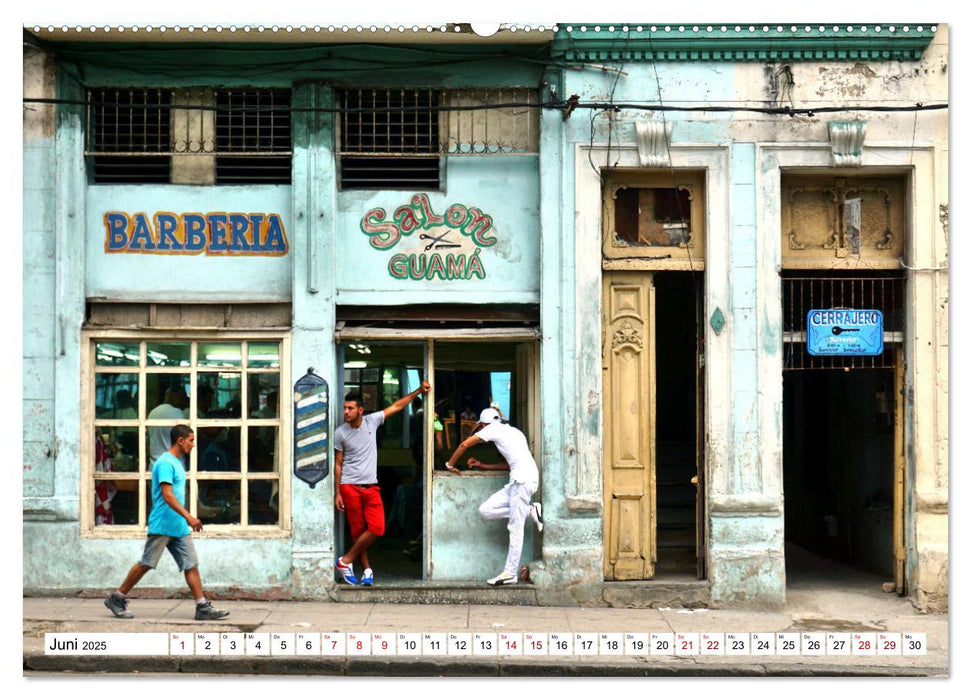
[
  {"xmin": 553, "ymin": 25, "xmax": 938, "ymax": 63},
  {"xmin": 634, "ymin": 120, "xmax": 672, "ymax": 167},
  {"xmin": 828, "ymin": 120, "xmax": 867, "ymax": 167},
  {"xmin": 612, "ymin": 321, "xmax": 643, "ymax": 349}
]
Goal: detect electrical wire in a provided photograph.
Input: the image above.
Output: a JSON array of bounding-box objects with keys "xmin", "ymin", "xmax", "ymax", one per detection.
[{"xmin": 22, "ymin": 95, "xmax": 947, "ymax": 115}]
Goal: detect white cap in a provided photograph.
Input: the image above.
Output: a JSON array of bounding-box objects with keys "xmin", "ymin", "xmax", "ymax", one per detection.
[{"xmin": 478, "ymin": 407, "xmax": 501, "ymax": 424}]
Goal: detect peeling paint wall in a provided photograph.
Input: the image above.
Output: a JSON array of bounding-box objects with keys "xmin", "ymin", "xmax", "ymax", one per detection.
[
  {"xmin": 23, "ymin": 48, "xmax": 57, "ymax": 502},
  {"xmin": 22, "ymin": 26, "xmax": 948, "ymax": 609},
  {"xmin": 560, "ymin": 27, "xmax": 947, "ymax": 610}
]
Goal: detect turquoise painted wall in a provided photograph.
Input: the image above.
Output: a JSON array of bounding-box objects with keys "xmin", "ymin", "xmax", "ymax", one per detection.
[
  {"xmin": 23, "ymin": 135, "xmax": 57, "ymax": 499},
  {"xmin": 86, "ymin": 186, "xmax": 292, "ymax": 301},
  {"xmin": 431, "ymin": 474, "xmax": 536, "ymax": 580},
  {"xmin": 335, "ymin": 157, "xmax": 540, "ymax": 304}
]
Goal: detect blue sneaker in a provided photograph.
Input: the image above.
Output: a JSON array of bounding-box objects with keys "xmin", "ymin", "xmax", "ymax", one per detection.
[
  {"xmin": 335, "ymin": 557, "xmax": 358, "ymax": 585},
  {"xmin": 361, "ymin": 568, "xmax": 374, "ymax": 586}
]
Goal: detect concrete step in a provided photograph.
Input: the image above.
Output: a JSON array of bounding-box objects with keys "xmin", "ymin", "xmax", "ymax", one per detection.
[
  {"xmin": 602, "ymin": 580, "xmax": 709, "ymax": 608},
  {"xmin": 334, "ymin": 582, "xmax": 539, "ymax": 606}
]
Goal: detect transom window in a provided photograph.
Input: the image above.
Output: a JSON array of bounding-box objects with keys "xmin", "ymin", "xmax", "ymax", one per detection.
[
  {"xmin": 85, "ymin": 87, "xmax": 292, "ymax": 185},
  {"xmin": 602, "ymin": 170, "xmax": 706, "ymax": 269},
  {"xmin": 85, "ymin": 334, "xmax": 290, "ymax": 535},
  {"xmin": 337, "ymin": 87, "xmax": 540, "ymax": 190}
]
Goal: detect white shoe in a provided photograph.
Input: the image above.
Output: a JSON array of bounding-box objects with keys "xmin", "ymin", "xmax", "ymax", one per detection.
[
  {"xmin": 487, "ymin": 571, "xmax": 518, "ymax": 586},
  {"xmin": 530, "ymin": 502, "xmax": 544, "ymax": 532}
]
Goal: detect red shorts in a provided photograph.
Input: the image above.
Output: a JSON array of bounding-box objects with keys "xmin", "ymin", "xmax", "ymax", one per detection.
[{"xmin": 339, "ymin": 483, "xmax": 385, "ymax": 539}]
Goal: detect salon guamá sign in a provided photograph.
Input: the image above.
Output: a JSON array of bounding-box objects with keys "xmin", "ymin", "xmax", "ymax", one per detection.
[{"xmin": 360, "ymin": 194, "xmax": 497, "ymax": 280}]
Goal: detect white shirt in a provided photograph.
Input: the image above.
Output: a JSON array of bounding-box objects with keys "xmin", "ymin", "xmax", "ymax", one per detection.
[
  {"xmin": 476, "ymin": 422, "xmax": 539, "ymax": 485},
  {"xmin": 147, "ymin": 403, "xmax": 184, "ymax": 462}
]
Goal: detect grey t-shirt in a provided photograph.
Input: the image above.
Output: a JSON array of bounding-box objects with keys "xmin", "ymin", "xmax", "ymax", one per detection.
[{"xmin": 334, "ymin": 411, "xmax": 385, "ymax": 484}]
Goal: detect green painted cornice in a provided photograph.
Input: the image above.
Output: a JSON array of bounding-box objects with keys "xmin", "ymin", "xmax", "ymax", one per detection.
[{"xmin": 552, "ymin": 23, "xmax": 939, "ymax": 62}]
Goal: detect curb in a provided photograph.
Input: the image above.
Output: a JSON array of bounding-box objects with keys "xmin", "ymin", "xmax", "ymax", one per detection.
[{"xmin": 22, "ymin": 654, "xmax": 948, "ymax": 677}]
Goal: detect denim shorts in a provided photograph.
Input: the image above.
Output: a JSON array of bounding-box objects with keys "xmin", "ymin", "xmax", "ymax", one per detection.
[{"xmin": 140, "ymin": 534, "xmax": 199, "ymax": 572}]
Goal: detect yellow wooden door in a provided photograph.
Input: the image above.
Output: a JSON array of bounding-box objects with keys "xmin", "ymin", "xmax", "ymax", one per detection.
[{"xmin": 602, "ymin": 271, "xmax": 656, "ymax": 580}]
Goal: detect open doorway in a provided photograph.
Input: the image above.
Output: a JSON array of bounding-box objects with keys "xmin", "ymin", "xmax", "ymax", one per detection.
[
  {"xmin": 337, "ymin": 337, "xmax": 539, "ymax": 583},
  {"xmin": 338, "ymin": 342, "xmax": 425, "ymax": 583},
  {"xmin": 783, "ymin": 369, "xmax": 897, "ymax": 581},
  {"xmin": 654, "ymin": 272, "xmax": 704, "ymax": 578},
  {"xmin": 781, "ymin": 273, "xmax": 905, "ymax": 591}
]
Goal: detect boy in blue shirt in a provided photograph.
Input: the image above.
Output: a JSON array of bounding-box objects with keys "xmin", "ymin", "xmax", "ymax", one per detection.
[{"xmin": 104, "ymin": 425, "xmax": 229, "ymax": 620}]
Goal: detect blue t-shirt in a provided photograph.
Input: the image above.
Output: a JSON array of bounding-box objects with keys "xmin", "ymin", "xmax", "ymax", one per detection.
[{"xmin": 148, "ymin": 452, "xmax": 191, "ymax": 537}]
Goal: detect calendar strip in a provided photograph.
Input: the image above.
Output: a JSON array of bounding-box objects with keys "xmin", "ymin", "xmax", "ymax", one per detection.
[{"xmin": 43, "ymin": 632, "xmax": 927, "ymax": 657}]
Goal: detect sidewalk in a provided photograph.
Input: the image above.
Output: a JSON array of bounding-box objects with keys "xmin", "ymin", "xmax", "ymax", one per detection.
[{"xmin": 23, "ymin": 583, "xmax": 948, "ymax": 677}]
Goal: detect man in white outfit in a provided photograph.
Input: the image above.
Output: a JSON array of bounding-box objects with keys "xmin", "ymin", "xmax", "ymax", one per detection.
[{"xmin": 444, "ymin": 408, "xmax": 543, "ymax": 585}]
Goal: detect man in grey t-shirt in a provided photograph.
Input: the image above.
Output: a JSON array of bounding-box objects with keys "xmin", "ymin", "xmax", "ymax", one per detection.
[{"xmin": 334, "ymin": 380, "xmax": 431, "ymax": 586}]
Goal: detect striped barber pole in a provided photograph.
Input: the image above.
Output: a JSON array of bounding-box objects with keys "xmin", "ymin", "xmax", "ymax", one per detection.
[{"xmin": 293, "ymin": 368, "xmax": 329, "ymax": 487}]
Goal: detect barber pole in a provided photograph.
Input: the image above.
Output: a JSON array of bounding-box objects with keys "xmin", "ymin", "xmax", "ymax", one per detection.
[{"xmin": 293, "ymin": 368, "xmax": 329, "ymax": 487}]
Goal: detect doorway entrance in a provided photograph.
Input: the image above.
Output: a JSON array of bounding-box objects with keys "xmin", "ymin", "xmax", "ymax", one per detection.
[
  {"xmin": 338, "ymin": 342, "xmax": 425, "ymax": 583},
  {"xmin": 337, "ymin": 335, "xmax": 539, "ymax": 583},
  {"xmin": 781, "ymin": 274, "xmax": 905, "ymax": 592},
  {"xmin": 601, "ymin": 270, "xmax": 705, "ymax": 580}
]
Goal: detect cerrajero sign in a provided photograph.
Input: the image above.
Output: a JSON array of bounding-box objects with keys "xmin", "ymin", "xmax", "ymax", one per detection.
[
  {"xmin": 103, "ymin": 212, "xmax": 289, "ymax": 256},
  {"xmin": 807, "ymin": 308, "xmax": 884, "ymax": 356},
  {"xmin": 360, "ymin": 194, "xmax": 496, "ymax": 280}
]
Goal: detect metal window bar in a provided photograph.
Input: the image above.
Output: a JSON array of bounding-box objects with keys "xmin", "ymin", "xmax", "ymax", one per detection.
[
  {"xmin": 87, "ymin": 88, "xmax": 171, "ymax": 154},
  {"xmin": 782, "ymin": 275, "xmax": 904, "ymax": 370},
  {"xmin": 337, "ymin": 88, "xmax": 539, "ymax": 157},
  {"xmin": 214, "ymin": 89, "xmax": 292, "ymax": 154},
  {"xmin": 86, "ymin": 88, "xmax": 291, "ymax": 184},
  {"xmin": 86, "ymin": 88, "xmax": 292, "ymax": 156}
]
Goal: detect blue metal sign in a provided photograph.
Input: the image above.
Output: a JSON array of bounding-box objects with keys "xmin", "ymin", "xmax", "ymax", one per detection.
[
  {"xmin": 807, "ymin": 309, "xmax": 884, "ymax": 356},
  {"xmin": 293, "ymin": 368, "xmax": 329, "ymax": 487}
]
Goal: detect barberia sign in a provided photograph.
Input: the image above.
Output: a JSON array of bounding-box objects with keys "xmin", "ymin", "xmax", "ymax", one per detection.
[
  {"xmin": 103, "ymin": 212, "xmax": 289, "ymax": 256},
  {"xmin": 360, "ymin": 194, "xmax": 496, "ymax": 280}
]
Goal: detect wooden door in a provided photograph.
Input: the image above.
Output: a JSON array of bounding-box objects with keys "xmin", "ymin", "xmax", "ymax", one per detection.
[{"xmin": 602, "ymin": 271, "xmax": 656, "ymax": 580}]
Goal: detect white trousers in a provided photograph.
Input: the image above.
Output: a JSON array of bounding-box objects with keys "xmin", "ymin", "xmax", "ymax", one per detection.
[{"xmin": 478, "ymin": 481, "xmax": 537, "ymax": 574}]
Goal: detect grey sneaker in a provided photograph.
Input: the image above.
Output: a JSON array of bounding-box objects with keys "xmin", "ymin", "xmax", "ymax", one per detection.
[
  {"xmin": 104, "ymin": 592, "xmax": 133, "ymax": 619},
  {"xmin": 195, "ymin": 602, "xmax": 230, "ymax": 621}
]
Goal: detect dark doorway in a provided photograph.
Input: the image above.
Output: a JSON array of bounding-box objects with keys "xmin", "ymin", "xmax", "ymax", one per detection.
[
  {"xmin": 654, "ymin": 272, "xmax": 703, "ymax": 577},
  {"xmin": 783, "ymin": 369, "xmax": 896, "ymax": 580},
  {"xmin": 338, "ymin": 342, "xmax": 425, "ymax": 584}
]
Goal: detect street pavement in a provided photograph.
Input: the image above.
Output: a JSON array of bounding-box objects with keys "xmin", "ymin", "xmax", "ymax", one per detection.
[{"xmin": 23, "ymin": 581, "xmax": 948, "ymax": 677}]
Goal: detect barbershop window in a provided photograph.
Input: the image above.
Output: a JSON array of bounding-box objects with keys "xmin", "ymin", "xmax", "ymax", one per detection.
[
  {"xmin": 85, "ymin": 87, "xmax": 292, "ymax": 185},
  {"xmin": 337, "ymin": 87, "xmax": 540, "ymax": 190},
  {"xmin": 84, "ymin": 334, "xmax": 290, "ymax": 535}
]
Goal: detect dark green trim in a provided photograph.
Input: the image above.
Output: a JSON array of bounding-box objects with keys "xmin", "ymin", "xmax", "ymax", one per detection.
[{"xmin": 552, "ymin": 23, "xmax": 938, "ymax": 62}]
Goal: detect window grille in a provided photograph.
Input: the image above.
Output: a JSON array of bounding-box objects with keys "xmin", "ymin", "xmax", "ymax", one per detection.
[
  {"xmin": 85, "ymin": 88, "xmax": 292, "ymax": 184},
  {"xmin": 337, "ymin": 88, "xmax": 539, "ymax": 189},
  {"xmin": 87, "ymin": 88, "xmax": 171, "ymax": 183},
  {"xmin": 339, "ymin": 88, "xmax": 442, "ymax": 189},
  {"xmin": 782, "ymin": 274, "xmax": 904, "ymax": 370},
  {"xmin": 214, "ymin": 89, "xmax": 292, "ymax": 184}
]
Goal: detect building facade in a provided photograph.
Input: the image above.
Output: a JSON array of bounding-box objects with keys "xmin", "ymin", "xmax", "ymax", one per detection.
[{"xmin": 22, "ymin": 23, "xmax": 948, "ymax": 611}]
